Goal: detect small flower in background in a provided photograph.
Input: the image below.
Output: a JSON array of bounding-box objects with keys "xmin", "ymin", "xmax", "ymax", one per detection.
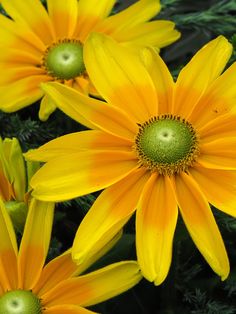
[
  {"xmin": 0, "ymin": 137, "xmax": 40, "ymax": 233},
  {"xmin": 0, "ymin": 198, "xmax": 142, "ymax": 313},
  {"xmin": 26, "ymin": 34, "xmax": 236, "ymax": 285},
  {"xmin": 0, "ymin": 0, "xmax": 180, "ymax": 121}
]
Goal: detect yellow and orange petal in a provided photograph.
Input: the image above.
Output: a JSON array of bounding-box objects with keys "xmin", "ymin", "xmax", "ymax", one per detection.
[
  {"xmin": 173, "ymin": 36, "xmax": 232, "ymax": 119},
  {"xmin": 0, "ymin": 200, "xmax": 18, "ymax": 291},
  {"xmin": 25, "ymin": 130, "xmax": 133, "ymax": 162},
  {"xmin": 42, "ymin": 261, "xmax": 142, "ymax": 308},
  {"xmin": 190, "ymin": 166, "xmax": 236, "ymax": 217},
  {"xmin": 83, "ymin": 33, "xmax": 157, "ymax": 123},
  {"xmin": 174, "ymin": 173, "xmax": 229, "ymax": 280},
  {"xmin": 35, "ymin": 231, "xmax": 122, "ymax": 297},
  {"xmin": 136, "ymin": 173, "xmax": 178, "ymax": 284},
  {"xmin": 17, "ymin": 199, "xmax": 54, "ymax": 290},
  {"xmin": 40, "ymin": 82, "xmax": 138, "ymax": 137},
  {"xmin": 72, "ymin": 168, "xmax": 149, "ymax": 265},
  {"xmin": 30, "ymin": 150, "xmax": 138, "ymax": 202}
]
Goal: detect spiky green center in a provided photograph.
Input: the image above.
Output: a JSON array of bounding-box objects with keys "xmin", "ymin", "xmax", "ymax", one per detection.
[
  {"xmin": 0, "ymin": 290, "xmax": 42, "ymax": 314},
  {"xmin": 44, "ymin": 39, "xmax": 85, "ymax": 80},
  {"xmin": 135, "ymin": 115, "xmax": 199, "ymax": 175}
]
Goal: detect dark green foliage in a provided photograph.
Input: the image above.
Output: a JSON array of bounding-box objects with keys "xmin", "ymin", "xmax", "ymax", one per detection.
[
  {"xmin": 183, "ymin": 289, "xmax": 235, "ymax": 314},
  {"xmin": 172, "ymin": 1, "xmax": 236, "ymax": 36},
  {"xmin": 1, "ymin": 0, "xmax": 236, "ymax": 313}
]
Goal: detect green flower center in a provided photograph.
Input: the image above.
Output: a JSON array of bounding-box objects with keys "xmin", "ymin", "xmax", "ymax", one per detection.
[
  {"xmin": 135, "ymin": 115, "xmax": 199, "ymax": 175},
  {"xmin": 0, "ymin": 290, "xmax": 42, "ymax": 314},
  {"xmin": 43, "ymin": 39, "xmax": 85, "ymax": 80}
]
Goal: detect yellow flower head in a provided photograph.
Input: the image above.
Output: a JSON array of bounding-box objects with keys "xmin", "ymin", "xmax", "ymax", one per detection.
[
  {"xmin": 25, "ymin": 34, "xmax": 236, "ymax": 285},
  {"xmin": 0, "ymin": 0, "xmax": 180, "ymax": 121},
  {"xmin": 0, "ymin": 198, "xmax": 142, "ymax": 313}
]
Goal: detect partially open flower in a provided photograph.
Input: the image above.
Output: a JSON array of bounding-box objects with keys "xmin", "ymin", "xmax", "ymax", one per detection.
[{"xmin": 0, "ymin": 137, "xmax": 40, "ymax": 232}]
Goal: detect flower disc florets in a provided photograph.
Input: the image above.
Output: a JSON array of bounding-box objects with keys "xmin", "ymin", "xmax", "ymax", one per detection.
[
  {"xmin": 43, "ymin": 39, "xmax": 85, "ymax": 80},
  {"xmin": 135, "ymin": 114, "xmax": 199, "ymax": 175},
  {"xmin": 0, "ymin": 290, "xmax": 42, "ymax": 314}
]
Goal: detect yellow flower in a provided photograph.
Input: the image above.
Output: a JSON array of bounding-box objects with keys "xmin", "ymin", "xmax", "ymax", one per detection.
[
  {"xmin": 0, "ymin": 137, "xmax": 26, "ymax": 202},
  {"xmin": 0, "ymin": 197, "xmax": 142, "ymax": 313},
  {"xmin": 0, "ymin": 0, "xmax": 180, "ymax": 121},
  {"xmin": 0, "ymin": 137, "xmax": 40, "ymax": 232},
  {"xmin": 25, "ymin": 34, "xmax": 236, "ymax": 285}
]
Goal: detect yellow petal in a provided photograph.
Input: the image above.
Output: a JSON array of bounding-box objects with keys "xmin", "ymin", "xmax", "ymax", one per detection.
[
  {"xmin": 115, "ymin": 21, "xmax": 180, "ymax": 49},
  {"xmin": 75, "ymin": 0, "xmax": 116, "ymax": 40},
  {"xmin": 140, "ymin": 47, "xmax": 174, "ymax": 114},
  {"xmin": 95, "ymin": 0, "xmax": 160, "ymax": 34},
  {"xmin": 84, "ymin": 32, "xmax": 157, "ymax": 122},
  {"xmin": 42, "ymin": 82, "xmax": 138, "ymax": 140},
  {"xmin": 18, "ymin": 199, "xmax": 54, "ymax": 289},
  {"xmin": 44, "ymin": 305, "xmax": 97, "ymax": 314},
  {"xmin": 72, "ymin": 230, "xmax": 122, "ymax": 276},
  {"xmin": 25, "ymin": 130, "xmax": 132, "ymax": 162},
  {"xmin": 73, "ymin": 76, "xmax": 91, "ymax": 95},
  {"xmin": 47, "ymin": 0, "xmax": 78, "ymax": 38},
  {"xmin": 39, "ymin": 94, "xmax": 57, "ymax": 121},
  {"xmin": 199, "ymin": 113, "xmax": 236, "ymax": 143},
  {"xmin": 199, "ymin": 138, "xmax": 236, "ymax": 170},
  {"xmin": 77, "ymin": 0, "xmax": 115, "ymax": 19},
  {"xmin": 31, "ymin": 151, "xmax": 138, "ymax": 201},
  {"xmin": 42, "ymin": 261, "xmax": 142, "ymax": 307},
  {"xmin": 1, "ymin": 0, "xmax": 55, "ymax": 44},
  {"xmin": 0, "ymin": 13, "xmax": 45, "ymax": 53},
  {"xmin": 34, "ymin": 249, "xmax": 78, "ymax": 297},
  {"xmin": 174, "ymin": 36, "xmax": 232, "ymax": 118},
  {"xmin": 0, "ymin": 48, "xmax": 41, "ymax": 70},
  {"xmin": 35, "ymin": 231, "xmax": 121, "ymax": 297},
  {"xmin": 0, "ymin": 76, "xmax": 48, "ymax": 112},
  {"xmin": 136, "ymin": 173, "xmax": 178, "ymax": 285},
  {"xmin": 190, "ymin": 166, "xmax": 236, "ymax": 217},
  {"xmin": 72, "ymin": 168, "xmax": 149, "ymax": 265},
  {"xmin": 47, "ymin": 80, "xmax": 97, "ymax": 130},
  {"xmin": 174, "ymin": 172, "xmax": 229, "ymax": 280},
  {"xmin": 0, "ymin": 66, "xmax": 45, "ymax": 86},
  {"xmin": 189, "ymin": 62, "xmax": 236, "ymax": 128},
  {"xmin": 0, "ymin": 200, "xmax": 18, "ymax": 290}
]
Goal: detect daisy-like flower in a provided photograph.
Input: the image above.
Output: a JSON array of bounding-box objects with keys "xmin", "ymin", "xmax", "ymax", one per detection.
[
  {"xmin": 0, "ymin": 0, "xmax": 180, "ymax": 121},
  {"xmin": 25, "ymin": 34, "xmax": 236, "ymax": 285},
  {"xmin": 0, "ymin": 197, "xmax": 142, "ymax": 313}
]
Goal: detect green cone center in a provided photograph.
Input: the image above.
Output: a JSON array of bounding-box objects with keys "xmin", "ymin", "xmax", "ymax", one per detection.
[
  {"xmin": 135, "ymin": 115, "xmax": 199, "ymax": 174},
  {"xmin": 0, "ymin": 290, "xmax": 42, "ymax": 314},
  {"xmin": 44, "ymin": 40, "xmax": 85, "ymax": 80}
]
